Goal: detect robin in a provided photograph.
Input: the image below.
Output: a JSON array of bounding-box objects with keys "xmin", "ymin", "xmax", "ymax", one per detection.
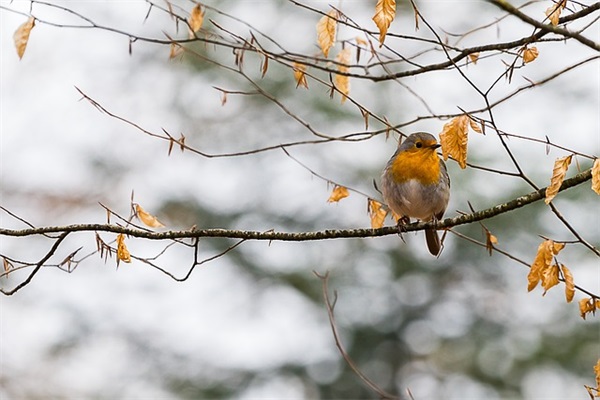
[{"xmin": 381, "ymin": 132, "xmax": 450, "ymax": 256}]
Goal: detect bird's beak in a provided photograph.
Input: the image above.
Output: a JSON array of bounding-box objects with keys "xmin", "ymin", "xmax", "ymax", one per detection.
[{"xmin": 431, "ymin": 143, "xmax": 441, "ymax": 149}]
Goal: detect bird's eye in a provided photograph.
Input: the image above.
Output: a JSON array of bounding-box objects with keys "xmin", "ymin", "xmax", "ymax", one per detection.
[{"xmin": 415, "ymin": 142, "xmax": 423, "ymax": 148}]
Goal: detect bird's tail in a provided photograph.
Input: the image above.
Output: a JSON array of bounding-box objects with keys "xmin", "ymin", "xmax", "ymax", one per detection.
[{"xmin": 425, "ymin": 228, "xmax": 441, "ymax": 256}]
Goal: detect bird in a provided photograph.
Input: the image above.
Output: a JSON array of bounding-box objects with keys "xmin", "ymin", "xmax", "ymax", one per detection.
[{"xmin": 381, "ymin": 132, "xmax": 450, "ymax": 256}]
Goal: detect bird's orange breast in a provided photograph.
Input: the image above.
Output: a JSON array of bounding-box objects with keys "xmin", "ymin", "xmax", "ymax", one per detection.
[{"xmin": 389, "ymin": 150, "xmax": 441, "ymax": 185}]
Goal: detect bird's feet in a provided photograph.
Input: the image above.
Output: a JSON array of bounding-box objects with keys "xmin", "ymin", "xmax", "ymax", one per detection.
[{"xmin": 395, "ymin": 215, "xmax": 410, "ymax": 243}]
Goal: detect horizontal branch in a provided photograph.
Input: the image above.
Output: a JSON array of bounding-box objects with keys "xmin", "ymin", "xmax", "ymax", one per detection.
[{"xmin": 0, "ymin": 169, "xmax": 592, "ymax": 242}]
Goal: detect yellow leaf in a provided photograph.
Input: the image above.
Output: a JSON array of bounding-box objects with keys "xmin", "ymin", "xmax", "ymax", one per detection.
[
  {"xmin": 468, "ymin": 52, "xmax": 480, "ymax": 65},
  {"xmin": 469, "ymin": 117, "xmax": 483, "ymax": 133},
  {"xmin": 335, "ymin": 48, "xmax": 351, "ymax": 103},
  {"xmin": 292, "ymin": 62, "xmax": 308, "ymax": 89},
  {"xmin": 439, "ymin": 115, "xmax": 470, "ymax": 169},
  {"xmin": 541, "ymin": 263, "xmax": 560, "ymax": 295},
  {"xmin": 135, "ymin": 204, "xmax": 165, "ymax": 228},
  {"xmin": 594, "ymin": 358, "xmax": 600, "ymax": 390},
  {"xmin": 485, "ymin": 229, "xmax": 498, "ymax": 256},
  {"xmin": 14, "ymin": 17, "xmax": 35, "ymax": 60},
  {"xmin": 579, "ymin": 297, "xmax": 596, "ymax": 320},
  {"xmin": 561, "ymin": 264, "xmax": 575, "ymax": 303},
  {"xmin": 117, "ymin": 233, "xmax": 131, "ymax": 264},
  {"xmin": 552, "ymin": 241, "xmax": 566, "ymax": 254},
  {"xmin": 188, "ymin": 4, "xmax": 205, "ymax": 37},
  {"xmin": 372, "ymin": 0, "xmax": 396, "ymax": 46},
  {"xmin": 523, "ymin": 46, "xmax": 539, "ymax": 63},
  {"xmin": 592, "ymin": 159, "xmax": 600, "ymax": 195},
  {"xmin": 170, "ymin": 43, "xmax": 183, "ymax": 59},
  {"xmin": 527, "ymin": 240, "xmax": 555, "ymax": 292},
  {"xmin": 355, "ymin": 36, "xmax": 368, "ymax": 47},
  {"xmin": 327, "ymin": 185, "xmax": 349, "ymax": 203},
  {"xmin": 316, "ymin": 10, "xmax": 337, "ymax": 58},
  {"xmin": 368, "ymin": 199, "xmax": 388, "ymax": 229},
  {"xmin": 545, "ymin": 0, "xmax": 566, "ymax": 26},
  {"xmin": 545, "ymin": 155, "xmax": 572, "ymax": 204}
]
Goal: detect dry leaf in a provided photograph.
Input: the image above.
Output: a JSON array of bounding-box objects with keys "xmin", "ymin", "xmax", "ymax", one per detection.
[
  {"xmin": 469, "ymin": 118, "xmax": 483, "ymax": 133},
  {"xmin": 592, "ymin": 159, "xmax": 600, "ymax": 195},
  {"xmin": 527, "ymin": 239, "xmax": 564, "ymax": 292},
  {"xmin": 14, "ymin": 17, "xmax": 35, "ymax": 60},
  {"xmin": 170, "ymin": 43, "xmax": 183, "ymax": 59},
  {"xmin": 541, "ymin": 263, "xmax": 560, "ymax": 295},
  {"xmin": 439, "ymin": 115, "xmax": 471, "ymax": 169},
  {"xmin": 292, "ymin": 62, "xmax": 308, "ymax": 89},
  {"xmin": 594, "ymin": 359, "xmax": 600, "ymax": 391},
  {"xmin": 316, "ymin": 10, "xmax": 337, "ymax": 58},
  {"xmin": 545, "ymin": 0, "xmax": 566, "ymax": 26},
  {"xmin": 328, "ymin": 185, "xmax": 349, "ymax": 203},
  {"xmin": 335, "ymin": 47, "xmax": 351, "ymax": 103},
  {"xmin": 368, "ymin": 199, "xmax": 388, "ymax": 229},
  {"xmin": 485, "ymin": 229, "xmax": 498, "ymax": 256},
  {"xmin": 523, "ymin": 46, "xmax": 539, "ymax": 63},
  {"xmin": 372, "ymin": 0, "xmax": 396, "ymax": 46},
  {"xmin": 468, "ymin": 52, "xmax": 480, "ymax": 65},
  {"xmin": 117, "ymin": 233, "xmax": 131, "ymax": 264},
  {"xmin": 545, "ymin": 154, "xmax": 572, "ymax": 204},
  {"xmin": 561, "ymin": 264, "xmax": 575, "ymax": 303},
  {"xmin": 355, "ymin": 36, "xmax": 368, "ymax": 47},
  {"xmin": 579, "ymin": 297, "xmax": 596, "ymax": 320},
  {"xmin": 188, "ymin": 4, "xmax": 205, "ymax": 37},
  {"xmin": 135, "ymin": 204, "xmax": 165, "ymax": 228}
]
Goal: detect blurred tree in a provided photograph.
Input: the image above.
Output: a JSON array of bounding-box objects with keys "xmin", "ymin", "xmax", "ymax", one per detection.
[{"xmin": 1, "ymin": 0, "xmax": 599, "ymax": 398}]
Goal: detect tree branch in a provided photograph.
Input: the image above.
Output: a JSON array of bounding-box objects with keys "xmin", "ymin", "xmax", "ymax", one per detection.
[{"xmin": 1, "ymin": 169, "xmax": 593, "ymax": 242}]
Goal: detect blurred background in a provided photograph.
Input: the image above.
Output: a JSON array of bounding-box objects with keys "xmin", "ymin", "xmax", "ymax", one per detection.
[{"xmin": 1, "ymin": 0, "xmax": 599, "ymax": 398}]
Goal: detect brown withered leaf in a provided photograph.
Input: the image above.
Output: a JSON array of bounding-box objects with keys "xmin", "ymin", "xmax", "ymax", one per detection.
[
  {"xmin": 469, "ymin": 118, "xmax": 483, "ymax": 134},
  {"xmin": 135, "ymin": 204, "xmax": 165, "ymax": 228},
  {"xmin": 439, "ymin": 115, "xmax": 470, "ymax": 169},
  {"xmin": 484, "ymin": 228, "xmax": 498, "ymax": 256},
  {"xmin": 468, "ymin": 52, "xmax": 480, "ymax": 65},
  {"xmin": 545, "ymin": 0, "xmax": 566, "ymax": 26},
  {"xmin": 561, "ymin": 264, "xmax": 575, "ymax": 303},
  {"xmin": 327, "ymin": 185, "xmax": 349, "ymax": 203},
  {"xmin": 372, "ymin": 0, "xmax": 396, "ymax": 46},
  {"xmin": 169, "ymin": 43, "xmax": 183, "ymax": 59},
  {"xmin": 292, "ymin": 62, "xmax": 308, "ymax": 89},
  {"xmin": 316, "ymin": 10, "xmax": 337, "ymax": 58},
  {"xmin": 545, "ymin": 154, "xmax": 572, "ymax": 204},
  {"xmin": 116, "ymin": 233, "xmax": 131, "ymax": 264},
  {"xmin": 592, "ymin": 158, "xmax": 600, "ymax": 195},
  {"xmin": 541, "ymin": 263, "xmax": 560, "ymax": 295},
  {"xmin": 523, "ymin": 46, "xmax": 539, "ymax": 63},
  {"xmin": 14, "ymin": 17, "xmax": 35, "ymax": 60},
  {"xmin": 368, "ymin": 199, "xmax": 388, "ymax": 229},
  {"xmin": 594, "ymin": 359, "xmax": 600, "ymax": 391},
  {"xmin": 355, "ymin": 36, "xmax": 368, "ymax": 47},
  {"xmin": 188, "ymin": 4, "xmax": 205, "ymax": 37},
  {"xmin": 579, "ymin": 297, "xmax": 596, "ymax": 320},
  {"xmin": 527, "ymin": 239, "xmax": 564, "ymax": 292},
  {"xmin": 335, "ymin": 47, "xmax": 352, "ymax": 103},
  {"xmin": 335, "ymin": 47, "xmax": 351, "ymax": 103}
]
